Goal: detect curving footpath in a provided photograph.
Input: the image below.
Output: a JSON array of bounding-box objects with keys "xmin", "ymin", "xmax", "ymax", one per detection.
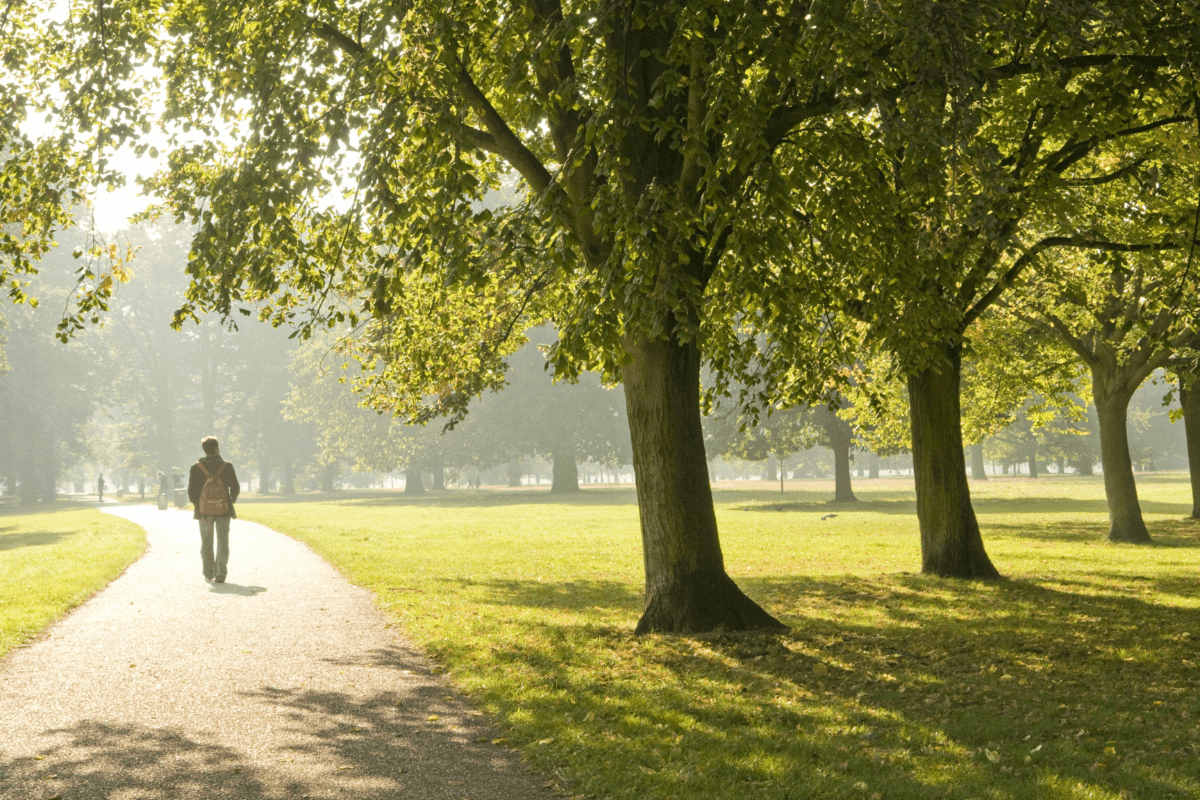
[{"xmin": 0, "ymin": 504, "xmax": 554, "ymax": 800}]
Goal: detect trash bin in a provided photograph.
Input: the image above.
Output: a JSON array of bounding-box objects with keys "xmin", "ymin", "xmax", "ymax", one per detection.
[
  {"xmin": 174, "ymin": 488, "xmax": 188, "ymax": 509},
  {"xmin": 157, "ymin": 493, "xmax": 168, "ymax": 510}
]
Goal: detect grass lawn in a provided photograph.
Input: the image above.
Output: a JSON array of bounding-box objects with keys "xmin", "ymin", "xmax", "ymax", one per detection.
[
  {"xmin": 238, "ymin": 474, "xmax": 1200, "ymax": 800},
  {"xmin": 0, "ymin": 500, "xmax": 146, "ymax": 658}
]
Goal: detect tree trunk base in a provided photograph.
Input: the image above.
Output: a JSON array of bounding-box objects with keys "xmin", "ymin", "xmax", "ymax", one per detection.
[
  {"xmin": 635, "ymin": 569, "xmax": 787, "ymax": 635},
  {"xmin": 1108, "ymin": 522, "xmax": 1152, "ymax": 544},
  {"xmin": 549, "ymin": 483, "xmax": 582, "ymax": 494},
  {"xmin": 922, "ymin": 555, "xmax": 1002, "ymax": 580},
  {"xmin": 919, "ymin": 514, "xmax": 1002, "ymax": 580},
  {"xmin": 833, "ymin": 489, "xmax": 858, "ymax": 504}
]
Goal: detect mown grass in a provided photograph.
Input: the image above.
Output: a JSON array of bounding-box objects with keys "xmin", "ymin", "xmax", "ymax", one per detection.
[
  {"xmin": 238, "ymin": 474, "xmax": 1200, "ymax": 800},
  {"xmin": 0, "ymin": 499, "xmax": 146, "ymax": 658}
]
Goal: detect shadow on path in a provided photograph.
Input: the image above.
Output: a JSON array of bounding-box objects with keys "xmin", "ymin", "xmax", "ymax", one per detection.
[
  {"xmin": 207, "ymin": 582, "xmax": 268, "ymax": 597},
  {"xmin": 1, "ymin": 721, "xmax": 300, "ymax": 800}
]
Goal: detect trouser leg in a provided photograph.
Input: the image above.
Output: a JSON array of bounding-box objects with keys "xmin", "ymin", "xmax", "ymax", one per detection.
[
  {"xmin": 198, "ymin": 518, "xmax": 215, "ymax": 580},
  {"xmin": 214, "ymin": 516, "xmax": 231, "ymax": 580}
]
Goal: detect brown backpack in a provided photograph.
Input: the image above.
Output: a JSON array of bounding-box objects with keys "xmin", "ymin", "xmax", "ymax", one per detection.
[{"xmin": 197, "ymin": 462, "xmax": 230, "ymax": 516}]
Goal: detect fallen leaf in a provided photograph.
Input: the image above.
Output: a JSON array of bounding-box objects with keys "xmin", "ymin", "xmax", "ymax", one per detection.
[
  {"xmin": 985, "ymin": 749, "xmax": 1001, "ymax": 763},
  {"xmin": 427, "ymin": 715, "xmax": 440, "ymax": 721}
]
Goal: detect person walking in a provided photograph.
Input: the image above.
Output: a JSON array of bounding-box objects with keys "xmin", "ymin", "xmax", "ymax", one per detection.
[
  {"xmin": 186, "ymin": 437, "xmax": 241, "ymax": 583},
  {"xmin": 96, "ymin": 473, "xmax": 105, "ymax": 503}
]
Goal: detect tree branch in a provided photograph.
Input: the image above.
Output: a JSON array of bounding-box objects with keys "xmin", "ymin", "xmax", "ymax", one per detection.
[
  {"xmin": 1065, "ymin": 155, "xmax": 1150, "ymax": 186},
  {"xmin": 448, "ymin": 48, "xmax": 555, "ymax": 196},
  {"xmin": 960, "ymin": 235, "xmax": 1064, "ymax": 331},
  {"xmin": 1011, "ymin": 308, "xmax": 1098, "ymax": 369},
  {"xmin": 989, "ymin": 54, "xmax": 1171, "ymax": 80},
  {"xmin": 1047, "ymin": 116, "xmax": 1190, "ymax": 176}
]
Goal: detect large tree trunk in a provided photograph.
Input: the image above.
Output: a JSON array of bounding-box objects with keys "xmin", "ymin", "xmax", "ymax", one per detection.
[
  {"xmin": 824, "ymin": 412, "xmax": 857, "ymax": 503},
  {"xmin": 621, "ymin": 334, "xmax": 784, "ymax": 634},
  {"xmin": 969, "ymin": 443, "xmax": 988, "ymax": 480},
  {"xmin": 319, "ymin": 462, "xmax": 336, "ymax": 492},
  {"xmin": 281, "ymin": 460, "xmax": 295, "ymax": 495},
  {"xmin": 550, "ymin": 444, "xmax": 581, "ymax": 494},
  {"xmin": 868, "ymin": 452, "xmax": 879, "ymax": 479},
  {"xmin": 1093, "ymin": 381, "xmax": 1151, "ymax": 543},
  {"xmin": 404, "ymin": 467, "xmax": 425, "ymax": 495},
  {"xmin": 1027, "ymin": 446, "xmax": 1039, "ymax": 478},
  {"xmin": 430, "ymin": 457, "xmax": 446, "ymax": 491},
  {"xmin": 507, "ymin": 458, "xmax": 522, "ymax": 488},
  {"xmin": 1180, "ymin": 378, "xmax": 1200, "ymax": 519},
  {"xmin": 906, "ymin": 346, "xmax": 1000, "ymax": 579},
  {"xmin": 258, "ymin": 450, "xmax": 272, "ymax": 495}
]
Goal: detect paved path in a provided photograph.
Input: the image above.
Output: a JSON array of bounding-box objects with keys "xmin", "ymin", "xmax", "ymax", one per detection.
[{"xmin": 0, "ymin": 505, "xmax": 553, "ymax": 800}]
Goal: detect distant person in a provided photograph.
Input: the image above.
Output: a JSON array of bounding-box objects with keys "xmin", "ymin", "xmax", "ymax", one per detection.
[
  {"xmin": 97, "ymin": 473, "xmax": 105, "ymax": 503},
  {"xmin": 186, "ymin": 437, "xmax": 241, "ymax": 584},
  {"xmin": 138, "ymin": 478, "xmax": 145, "ymax": 500}
]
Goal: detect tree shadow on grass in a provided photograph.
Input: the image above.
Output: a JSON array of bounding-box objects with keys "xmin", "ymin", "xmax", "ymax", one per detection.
[
  {"xmin": 441, "ymin": 572, "xmax": 1200, "ymax": 800},
  {"xmin": 0, "ymin": 530, "xmax": 68, "ymax": 550},
  {"xmin": 442, "ymin": 577, "xmax": 643, "ymax": 614},
  {"xmin": 985, "ymin": 516, "xmax": 1200, "ymax": 547},
  {"xmin": 241, "ymin": 488, "xmax": 640, "ymax": 511},
  {"xmin": 735, "ymin": 496, "xmax": 1197, "ymax": 519}
]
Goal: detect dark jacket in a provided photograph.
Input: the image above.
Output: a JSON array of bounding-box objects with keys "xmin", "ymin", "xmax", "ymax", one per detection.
[{"xmin": 187, "ymin": 454, "xmax": 241, "ymax": 520}]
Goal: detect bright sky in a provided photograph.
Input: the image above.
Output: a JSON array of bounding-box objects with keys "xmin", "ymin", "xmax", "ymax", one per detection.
[{"xmin": 91, "ymin": 151, "xmax": 162, "ymax": 234}]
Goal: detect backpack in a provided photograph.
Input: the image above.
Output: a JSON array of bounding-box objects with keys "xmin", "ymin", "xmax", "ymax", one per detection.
[{"xmin": 197, "ymin": 462, "xmax": 230, "ymax": 516}]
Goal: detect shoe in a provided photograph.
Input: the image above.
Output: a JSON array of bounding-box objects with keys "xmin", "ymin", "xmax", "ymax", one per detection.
[{"xmin": 215, "ymin": 577, "xmax": 225, "ymax": 584}]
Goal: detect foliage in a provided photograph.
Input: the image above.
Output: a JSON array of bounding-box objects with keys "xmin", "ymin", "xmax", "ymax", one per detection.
[
  {"xmin": 0, "ymin": 500, "xmax": 145, "ymax": 657},
  {"xmin": 239, "ymin": 476, "xmax": 1200, "ymax": 800},
  {"xmin": 843, "ymin": 318, "xmax": 1087, "ymax": 456},
  {"xmin": 463, "ymin": 328, "xmax": 631, "ymax": 470},
  {"xmin": 0, "ymin": 232, "xmax": 108, "ymax": 499},
  {"xmin": 0, "ymin": 1, "xmax": 147, "ymax": 333},
  {"xmin": 283, "ymin": 333, "xmax": 444, "ymax": 476}
]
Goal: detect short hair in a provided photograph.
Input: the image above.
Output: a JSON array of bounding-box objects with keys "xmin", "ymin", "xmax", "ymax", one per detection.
[{"xmin": 201, "ymin": 437, "xmax": 220, "ymax": 455}]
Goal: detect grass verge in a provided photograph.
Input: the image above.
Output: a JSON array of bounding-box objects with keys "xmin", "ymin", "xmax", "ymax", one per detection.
[
  {"xmin": 0, "ymin": 500, "xmax": 146, "ymax": 658},
  {"xmin": 239, "ymin": 474, "xmax": 1200, "ymax": 800}
]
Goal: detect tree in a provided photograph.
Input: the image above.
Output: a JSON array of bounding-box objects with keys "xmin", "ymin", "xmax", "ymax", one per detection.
[
  {"xmin": 284, "ymin": 335, "xmax": 448, "ymax": 493},
  {"xmin": 713, "ymin": 402, "xmax": 811, "ymax": 487},
  {"xmin": 764, "ymin": 4, "xmax": 1197, "ymax": 574},
  {"xmin": 465, "ymin": 330, "xmax": 629, "ymax": 494},
  {"xmin": 1010, "ymin": 241, "xmax": 1199, "ymax": 542},
  {"xmin": 1, "ymin": 1, "xmax": 148, "ymax": 334},
  {"xmin": 0, "ymin": 231, "xmax": 105, "ymax": 500},
  {"xmin": 71, "ymin": 0, "xmax": 900, "ymax": 633}
]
